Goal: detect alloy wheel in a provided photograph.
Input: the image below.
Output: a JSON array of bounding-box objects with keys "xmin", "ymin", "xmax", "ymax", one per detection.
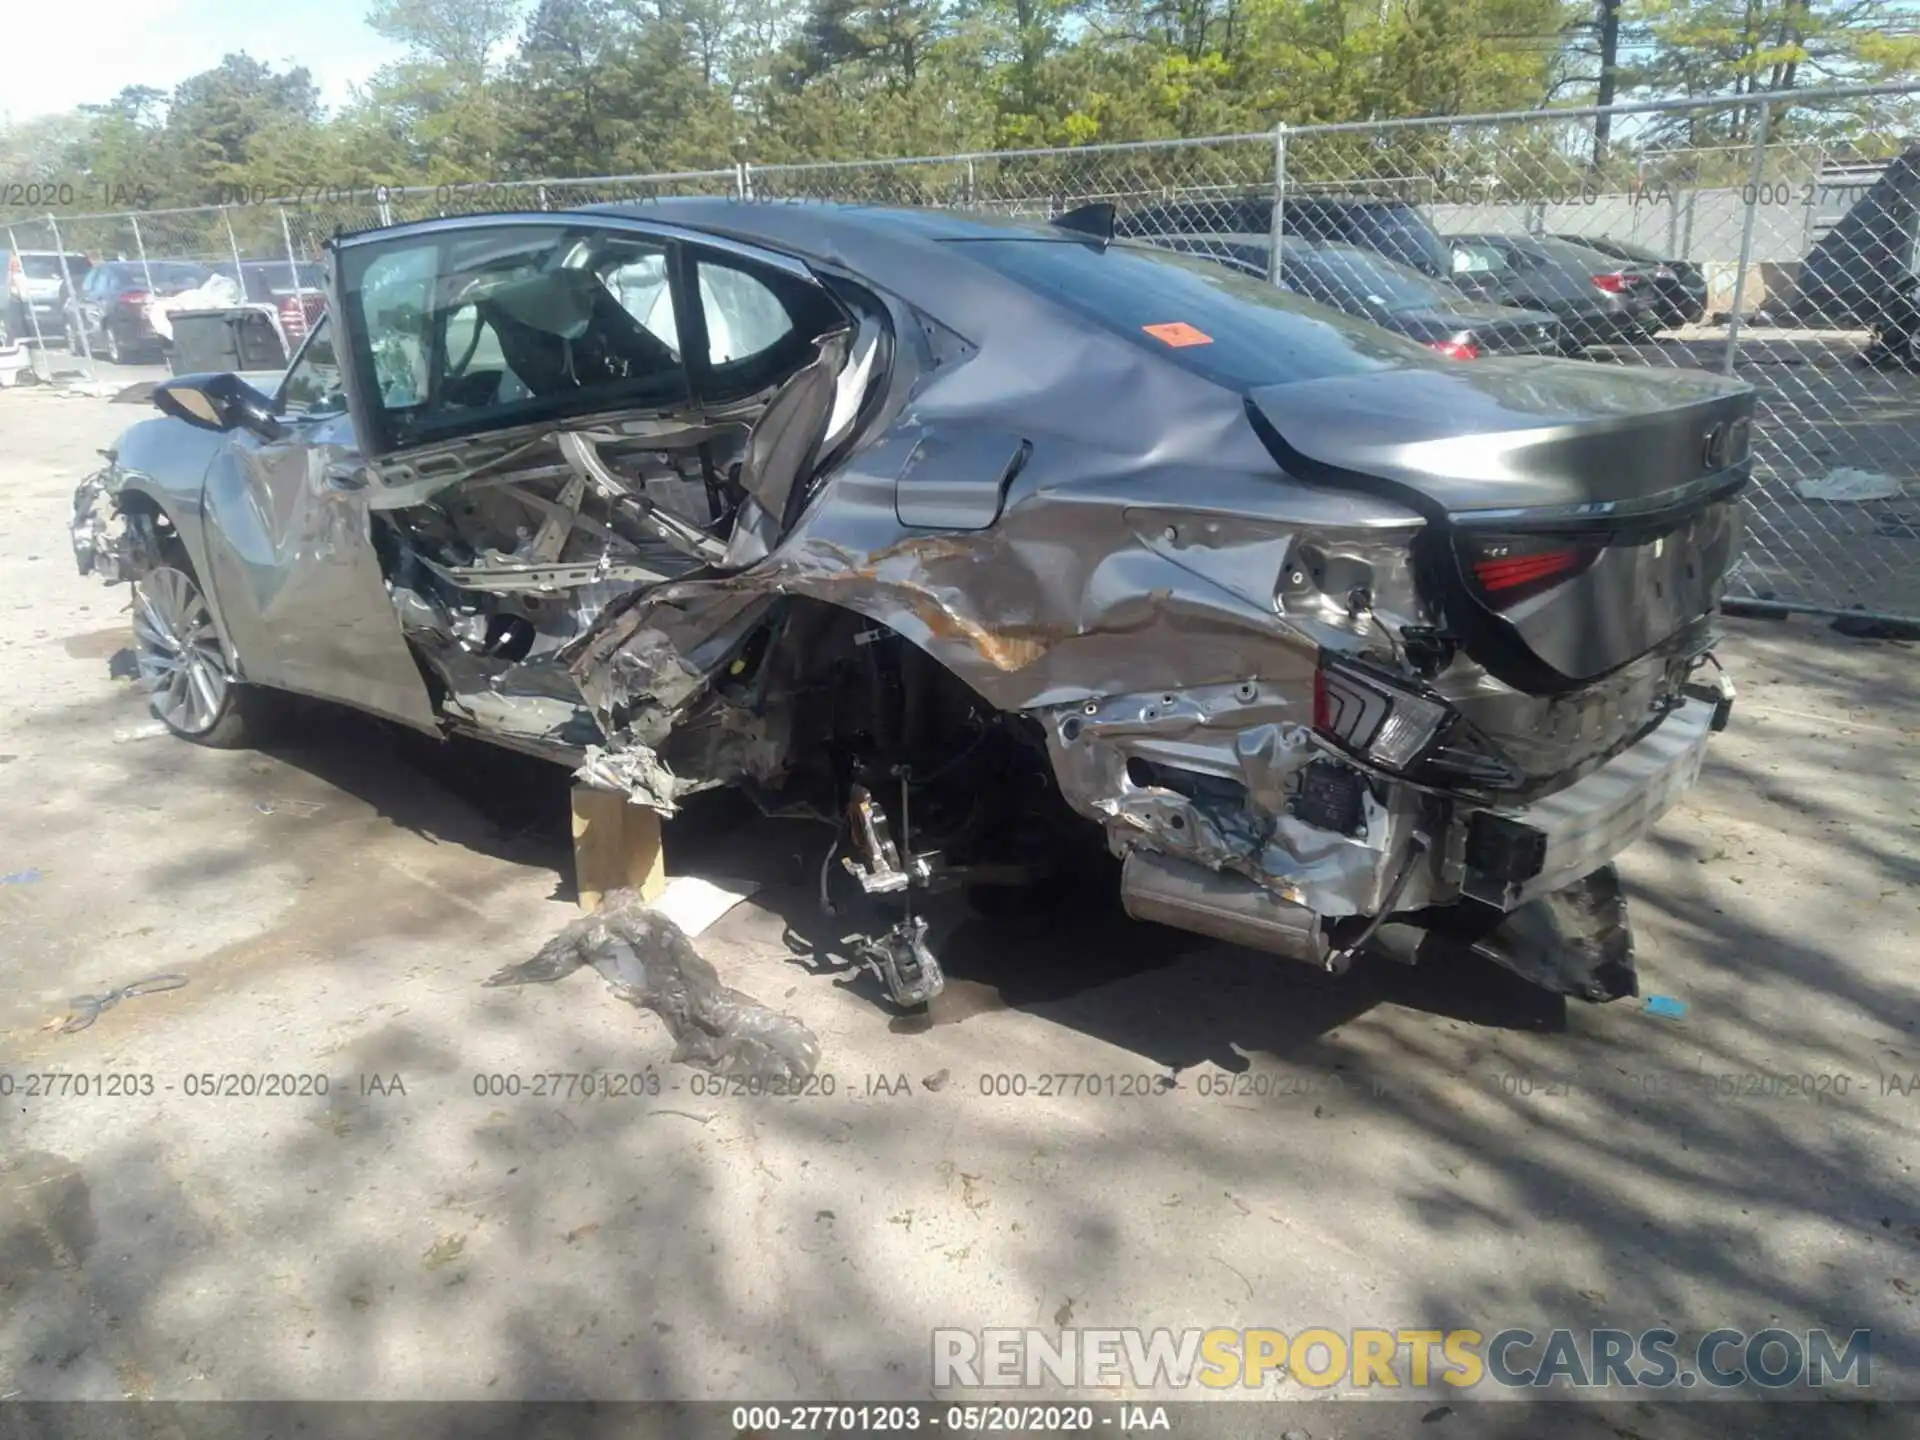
[{"xmin": 132, "ymin": 566, "xmax": 231, "ymax": 736}]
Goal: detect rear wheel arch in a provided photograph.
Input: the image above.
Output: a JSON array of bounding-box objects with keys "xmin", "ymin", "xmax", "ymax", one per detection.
[
  {"xmin": 711, "ymin": 597, "xmax": 1101, "ymax": 898},
  {"xmin": 766, "ymin": 578, "xmax": 1052, "ymax": 715}
]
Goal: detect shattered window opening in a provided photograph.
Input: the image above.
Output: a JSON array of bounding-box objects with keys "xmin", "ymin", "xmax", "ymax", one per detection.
[
  {"xmin": 340, "ymin": 226, "xmax": 694, "ymax": 457},
  {"xmin": 276, "ymin": 317, "xmax": 348, "ymax": 419}
]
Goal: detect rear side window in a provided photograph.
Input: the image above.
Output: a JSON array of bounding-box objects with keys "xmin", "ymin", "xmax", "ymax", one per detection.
[
  {"xmin": 338, "ymin": 224, "xmax": 692, "ymax": 455},
  {"xmin": 1451, "ymin": 241, "xmax": 1513, "ymax": 275},
  {"xmin": 954, "ymin": 238, "xmax": 1431, "ymax": 390},
  {"xmin": 1348, "ymin": 207, "xmax": 1450, "ymax": 276}
]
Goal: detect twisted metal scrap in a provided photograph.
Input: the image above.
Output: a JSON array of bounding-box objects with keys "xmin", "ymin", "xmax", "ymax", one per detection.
[
  {"xmin": 483, "ymin": 888, "xmax": 819, "ymax": 1083},
  {"xmin": 56, "ymin": 973, "xmax": 188, "ymax": 1034}
]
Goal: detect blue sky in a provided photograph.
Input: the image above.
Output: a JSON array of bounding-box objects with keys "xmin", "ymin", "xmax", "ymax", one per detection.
[{"xmin": 2, "ymin": 0, "xmax": 408, "ymax": 124}]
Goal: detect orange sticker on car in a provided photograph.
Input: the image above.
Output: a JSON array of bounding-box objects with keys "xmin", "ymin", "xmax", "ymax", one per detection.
[{"xmin": 1141, "ymin": 321, "xmax": 1214, "ymax": 347}]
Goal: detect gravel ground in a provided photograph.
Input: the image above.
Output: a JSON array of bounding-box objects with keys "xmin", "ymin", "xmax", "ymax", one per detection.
[{"xmin": 1, "ymin": 380, "xmax": 1917, "ymax": 1435}]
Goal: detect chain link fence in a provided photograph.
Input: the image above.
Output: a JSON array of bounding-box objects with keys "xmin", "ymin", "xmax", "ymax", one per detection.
[{"xmin": 3, "ymin": 86, "xmax": 1916, "ymax": 618}]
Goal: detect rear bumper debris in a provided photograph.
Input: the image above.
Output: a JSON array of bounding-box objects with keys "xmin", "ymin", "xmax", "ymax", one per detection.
[
  {"xmin": 1457, "ymin": 696, "xmax": 1718, "ymax": 909},
  {"xmin": 1040, "ymin": 674, "xmax": 1721, "ymax": 994}
]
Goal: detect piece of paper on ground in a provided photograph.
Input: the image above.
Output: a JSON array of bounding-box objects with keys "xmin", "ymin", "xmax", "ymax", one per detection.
[
  {"xmin": 1796, "ymin": 467, "xmax": 1904, "ymax": 502},
  {"xmin": 647, "ymin": 875, "xmax": 760, "ymax": 939}
]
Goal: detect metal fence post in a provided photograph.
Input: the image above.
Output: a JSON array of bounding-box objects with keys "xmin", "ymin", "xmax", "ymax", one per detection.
[
  {"xmin": 739, "ymin": 162, "xmax": 755, "ymax": 201},
  {"xmin": 1266, "ymin": 123, "xmax": 1289, "ymax": 284},
  {"xmin": 278, "ymin": 205, "xmax": 302, "ymax": 288},
  {"xmin": 1722, "ymin": 98, "xmax": 1771, "ymax": 375},
  {"xmin": 46, "ymin": 215, "xmax": 95, "ymax": 379},
  {"xmin": 129, "ymin": 212, "xmax": 155, "ymax": 296},
  {"xmin": 222, "ymin": 207, "xmax": 247, "ymax": 285},
  {"xmin": 965, "ymin": 157, "xmax": 976, "ymax": 208}
]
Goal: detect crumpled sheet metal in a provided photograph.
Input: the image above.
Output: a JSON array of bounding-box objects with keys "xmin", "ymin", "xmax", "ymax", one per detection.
[
  {"xmin": 1041, "ymin": 677, "xmax": 1423, "ymax": 918},
  {"xmin": 71, "ymin": 471, "xmax": 119, "ymax": 581},
  {"xmin": 575, "ymin": 743, "xmax": 684, "ymax": 815},
  {"xmin": 484, "ymin": 888, "xmax": 820, "ymax": 1083}
]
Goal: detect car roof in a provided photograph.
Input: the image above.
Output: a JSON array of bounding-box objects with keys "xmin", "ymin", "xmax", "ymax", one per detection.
[
  {"xmin": 589, "ymin": 197, "xmax": 1064, "ymax": 244},
  {"xmin": 1556, "ymin": 233, "xmax": 1663, "ymax": 262},
  {"xmin": 1533, "ymin": 234, "xmax": 1644, "ymax": 267}
]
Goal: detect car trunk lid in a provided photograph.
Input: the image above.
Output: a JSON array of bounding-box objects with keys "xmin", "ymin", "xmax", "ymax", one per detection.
[{"xmin": 1245, "ymin": 358, "xmax": 1755, "ymax": 690}]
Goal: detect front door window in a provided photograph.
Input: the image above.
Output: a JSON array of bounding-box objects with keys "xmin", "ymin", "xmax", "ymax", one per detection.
[{"xmin": 276, "ymin": 317, "xmax": 349, "ymax": 418}]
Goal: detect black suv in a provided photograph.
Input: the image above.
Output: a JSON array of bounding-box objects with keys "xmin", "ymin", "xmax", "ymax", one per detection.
[{"xmin": 1119, "ymin": 194, "xmax": 1457, "ymax": 279}]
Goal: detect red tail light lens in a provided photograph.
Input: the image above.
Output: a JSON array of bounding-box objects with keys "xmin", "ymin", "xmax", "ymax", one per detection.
[
  {"xmin": 1473, "ymin": 551, "xmax": 1584, "ymax": 590},
  {"xmin": 1591, "ymin": 272, "xmax": 1637, "ymax": 293},
  {"xmin": 1426, "ymin": 338, "xmax": 1481, "ymax": 360},
  {"xmin": 117, "ymin": 290, "xmax": 151, "ymax": 307},
  {"xmin": 1465, "ymin": 536, "xmax": 1602, "ymax": 610}
]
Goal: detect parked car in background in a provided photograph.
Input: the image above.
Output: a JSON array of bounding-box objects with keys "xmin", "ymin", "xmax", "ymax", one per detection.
[
  {"xmin": 2, "ymin": 248, "xmax": 91, "ymax": 344},
  {"xmin": 1552, "ymin": 233, "xmax": 1708, "ymax": 326},
  {"xmin": 64, "ymin": 259, "xmax": 214, "ymax": 364},
  {"xmin": 1120, "ymin": 194, "xmax": 1458, "ymax": 280},
  {"xmin": 71, "ymin": 199, "xmax": 1751, "ymax": 1019},
  {"xmin": 1150, "ymin": 233, "xmax": 1564, "ymax": 357},
  {"xmin": 1447, "ymin": 234, "xmax": 1660, "ymax": 348},
  {"xmin": 210, "ymin": 259, "xmax": 329, "ymax": 347}
]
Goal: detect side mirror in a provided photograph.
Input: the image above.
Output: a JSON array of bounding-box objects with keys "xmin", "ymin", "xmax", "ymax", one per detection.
[{"xmin": 153, "ymin": 372, "xmax": 286, "ymax": 441}]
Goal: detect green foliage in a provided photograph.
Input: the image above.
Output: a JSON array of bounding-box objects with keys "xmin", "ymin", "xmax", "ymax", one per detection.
[{"xmin": 1, "ymin": 0, "xmax": 1914, "ymax": 225}]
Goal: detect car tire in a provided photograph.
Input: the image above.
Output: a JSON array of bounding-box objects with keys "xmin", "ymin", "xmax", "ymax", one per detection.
[{"xmin": 131, "ymin": 541, "xmax": 266, "ymax": 748}]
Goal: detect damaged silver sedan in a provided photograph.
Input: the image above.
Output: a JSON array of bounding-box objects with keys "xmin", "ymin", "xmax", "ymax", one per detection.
[{"xmin": 71, "ymin": 200, "xmax": 1746, "ymax": 1010}]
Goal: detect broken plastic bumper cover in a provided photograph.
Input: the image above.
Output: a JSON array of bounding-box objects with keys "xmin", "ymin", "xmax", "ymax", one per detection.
[{"xmin": 1458, "ymin": 695, "xmax": 1720, "ymax": 910}]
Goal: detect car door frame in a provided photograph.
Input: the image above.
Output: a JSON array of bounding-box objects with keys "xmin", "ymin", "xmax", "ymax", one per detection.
[
  {"xmin": 198, "ymin": 312, "xmax": 443, "ymax": 730},
  {"xmin": 193, "ymin": 211, "xmax": 852, "ymax": 728},
  {"xmin": 324, "ymin": 210, "xmax": 844, "ymax": 469}
]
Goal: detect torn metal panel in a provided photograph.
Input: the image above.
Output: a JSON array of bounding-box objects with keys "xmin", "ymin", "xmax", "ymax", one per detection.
[
  {"xmin": 574, "ymin": 743, "xmax": 684, "ymax": 816},
  {"xmin": 1036, "ymin": 676, "xmax": 1432, "ymax": 919},
  {"xmin": 70, "ymin": 469, "xmax": 159, "ymax": 584},
  {"xmin": 484, "ymin": 888, "xmax": 820, "ymax": 1082}
]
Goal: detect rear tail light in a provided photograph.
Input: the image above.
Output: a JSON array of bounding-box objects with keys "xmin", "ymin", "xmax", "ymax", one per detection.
[
  {"xmin": 1313, "ymin": 657, "xmax": 1450, "ymax": 771},
  {"xmin": 117, "ymin": 290, "xmax": 151, "ymax": 307},
  {"xmin": 1426, "ymin": 338, "xmax": 1480, "ymax": 360},
  {"xmin": 1464, "ymin": 535, "xmax": 1601, "ymax": 610},
  {"xmin": 1591, "ymin": 272, "xmax": 1639, "ymax": 293}
]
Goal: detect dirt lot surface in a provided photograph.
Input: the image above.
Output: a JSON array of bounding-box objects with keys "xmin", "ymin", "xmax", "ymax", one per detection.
[{"xmin": 1, "ymin": 376, "xmax": 1918, "ymax": 1435}]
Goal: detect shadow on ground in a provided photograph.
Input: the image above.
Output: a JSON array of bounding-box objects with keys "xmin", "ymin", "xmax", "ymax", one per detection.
[{"xmin": 3, "ymin": 621, "xmax": 1915, "ymax": 1430}]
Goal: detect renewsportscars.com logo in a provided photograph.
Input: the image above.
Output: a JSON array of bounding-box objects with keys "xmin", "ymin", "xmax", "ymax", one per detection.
[{"xmin": 931, "ymin": 1327, "xmax": 1873, "ymax": 1392}]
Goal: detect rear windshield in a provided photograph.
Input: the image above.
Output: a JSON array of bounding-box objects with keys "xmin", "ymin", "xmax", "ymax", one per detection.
[
  {"xmin": 1342, "ymin": 206, "xmax": 1453, "ymax": 277},
  {"xmin": 234, "ymin": 262, "xmax": 324, "ymax": 294},
  {"xmin": 1291, "ymin": 247, "xmax": 1451, "ymax": 312},
  {"xmin": 125, "ymin": 262, "xmax": 213, "ymax": 289},
  {"xmin": 952, "ymin": 238, "xmax": 1433, "ymax": 390},
  {"xmin": 21, "ymin": 254, "xmax": 88, "ymax": 279}
]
